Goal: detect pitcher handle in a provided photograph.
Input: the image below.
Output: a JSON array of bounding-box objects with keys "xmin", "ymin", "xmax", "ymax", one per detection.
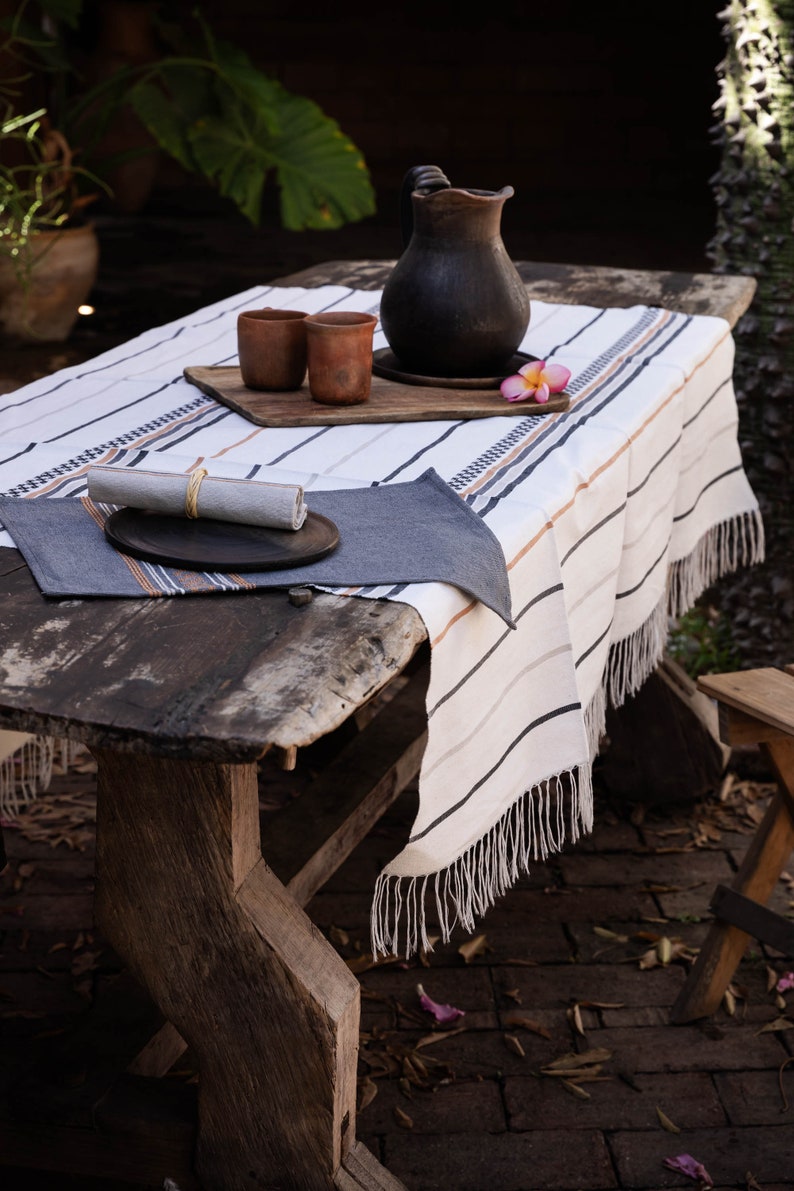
[{"xmin": 399, "ymin": 165, "xmax": 451, "ymax": 249}]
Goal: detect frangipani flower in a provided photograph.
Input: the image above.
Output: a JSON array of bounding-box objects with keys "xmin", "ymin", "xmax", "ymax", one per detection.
[
  {"xmin": 500, "ymin": 359, "xmax": 571, "ymax": 404},
  {"xmin": 416, "ymin": 983, "xmax": 465, "ymax": 1024},
  {"xmin": 662, "ymin": 1154, "xmax": 713, "ymax": 1187}
]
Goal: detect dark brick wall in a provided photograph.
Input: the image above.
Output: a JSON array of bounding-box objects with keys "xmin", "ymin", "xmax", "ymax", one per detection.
[{"xmin": 195, "ymin": 0, "xmax": 724, "ymax": 268}]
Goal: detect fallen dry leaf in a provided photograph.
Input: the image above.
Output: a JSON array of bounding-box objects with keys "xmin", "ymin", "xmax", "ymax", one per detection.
[
  {"xmin": 504, "ymin": 1014, "xmax": 552, "ymax": 1040},
  {"xmin": 593, "ymin": 926, "xmax": 629, "ymax": 942},
  {"xmin": 504, "ymin": 1034, "xmax": 525, "ymax": 1057},
  {"xmin": 657, "ymin": 937, "xmax": 673, "ymax": 965},
  {"xmin": 357, "ymin": 1076, "xmax": 378, "ymax": 1111},
  {"xmin": 544, "ymin": 1047, "xmax": 612, "ymax": 1070},
  {"xmin": 656, "ymin": 1106, "xmax": 681, "ymax": 1133},
  {"xmin": 393, "ymin": 1106, "xmax": 414, "ymax": 1130},
  {"xmin": 457, "ymin": 934, "xmax": 489, "ymax": 963},
  {"xmin": 756, "ymin": 1017, "xmax": 794, "ymax": 1034},
  {"xmin": 568, "ymin": 1003, "xmax": 586, "ymax": 1036},
  {"xmin": 415, "ymin": 1027, "xmax": 467, "ymax": 1049},
  {"xmin": 561, "ymin": 1078, "xmax": 590, "ymax": 1099}
]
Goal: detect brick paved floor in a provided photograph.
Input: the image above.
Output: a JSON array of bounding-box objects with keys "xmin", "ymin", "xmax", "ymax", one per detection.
[{"xmin": 1, "ymin": 733, "xmax": 792, "ymax": 1191}]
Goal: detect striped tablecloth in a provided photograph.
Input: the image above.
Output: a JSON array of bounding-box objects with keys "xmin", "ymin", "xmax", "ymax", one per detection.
[{"xmin": 0, "ymin": 283, "xmax": 763, "ymax": 955}]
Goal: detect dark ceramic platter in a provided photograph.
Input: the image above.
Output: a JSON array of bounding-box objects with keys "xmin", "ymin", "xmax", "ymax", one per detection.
[
  {"xmin": 371, "ymin": 348, "xmax": 536, "ymax": 390},
  {"xmin": 105, "ymin": 509, "xmax": 340, "ymax": 573}
]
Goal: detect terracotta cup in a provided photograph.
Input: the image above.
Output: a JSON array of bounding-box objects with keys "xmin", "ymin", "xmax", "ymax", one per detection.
[
  {"xmin": 237, "ymin": 308, "xmax": 308, "ymax": 391},
  {"xmin": 304, "ymin": 311, "xmax": 379, "ymax": 405}
]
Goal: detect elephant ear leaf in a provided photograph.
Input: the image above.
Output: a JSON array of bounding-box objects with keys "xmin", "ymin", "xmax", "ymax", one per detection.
[
  {"xmin": 129, "ymin": 70, "xmax": 216, "ymax": 175},
  {"xmin": 187, "ymin": 116, "xmax": 272, "ymax": 225},
  {"xmin": 264, "ymin": 87, "xmax": 375, "ymax": 231}
]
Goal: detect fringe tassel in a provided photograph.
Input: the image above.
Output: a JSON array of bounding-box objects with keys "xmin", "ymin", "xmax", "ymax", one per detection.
[
  {"xmin": 584, "ymin": 508, "xmax": 766, "ymax": 757},
  {"xmin": 668, "ymin": 508, "xmax": 765, "ymax": 619},
  {"xmin": 371, "ymin": 762, "xmax": 593, "ymax": 959},
  {"xmin": 0, "ymin": 736, "xmax": 54, "ymax": 818}
]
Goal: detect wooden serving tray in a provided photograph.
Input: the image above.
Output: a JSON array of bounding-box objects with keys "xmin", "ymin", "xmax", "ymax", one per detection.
[{"xmin": 184, "ymin": 366, "xmax": 569, "ymax": 426}]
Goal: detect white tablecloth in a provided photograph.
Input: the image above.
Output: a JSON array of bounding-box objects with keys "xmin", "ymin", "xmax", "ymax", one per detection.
[{"xmin": 0, "ymin": 283, "xmax": 763, "ymax": 954}]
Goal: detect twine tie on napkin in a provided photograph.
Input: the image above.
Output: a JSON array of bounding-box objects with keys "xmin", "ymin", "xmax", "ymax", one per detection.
[
  {"xmin": 87, "ymin": 465, "xmax": 308, "ymax": 530},
  {"xmin": 184, "ymin": 468, "xmax": 208, "ymax": 519}
]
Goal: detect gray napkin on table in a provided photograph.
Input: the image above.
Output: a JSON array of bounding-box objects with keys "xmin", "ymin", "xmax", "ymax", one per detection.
[
  {"xmin": 0, "ymin": 469, "xmax": 515, "ymax": 627},
  {"xmin": 87, "ymin": 465, "xmax": 308, "ymax": 530}
]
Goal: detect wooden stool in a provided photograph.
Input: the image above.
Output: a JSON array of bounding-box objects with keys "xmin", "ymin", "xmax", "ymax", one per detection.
[{"xmin": 670, "ymin": 666, "xmax": 794, "ymax": 1023}]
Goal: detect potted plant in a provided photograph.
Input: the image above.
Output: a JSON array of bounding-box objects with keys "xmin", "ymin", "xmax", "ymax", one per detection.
[
  {"xmin": 0, "ymin": 2, "xmax": 102, "ymax": 339},
  {"xmin": 1, "ymin": 1, "xmax": 376, "ymax": 340}
]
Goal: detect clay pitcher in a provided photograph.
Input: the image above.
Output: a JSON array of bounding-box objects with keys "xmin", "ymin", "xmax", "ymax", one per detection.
[{"xmin": 379, "ymin": 165, "xmax": 530, "ymax": 378}]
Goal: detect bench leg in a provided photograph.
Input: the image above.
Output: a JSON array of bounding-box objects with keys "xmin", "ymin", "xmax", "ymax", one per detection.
[
  {"xmin": 671, "ymin": 738, "xmax": 794, "ymax": 1023},
  {"xmin": 92, "ymin": 749, "xmax": 402, "ymax": 1191}
]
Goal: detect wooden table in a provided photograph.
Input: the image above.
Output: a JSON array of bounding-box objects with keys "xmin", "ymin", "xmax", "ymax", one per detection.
[{"xmin": 0, "ymin": 260, "xmax": 756, "ymax": 1190}]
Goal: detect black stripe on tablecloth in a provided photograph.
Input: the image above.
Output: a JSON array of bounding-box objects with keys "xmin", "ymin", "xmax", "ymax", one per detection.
[
  {"xmin": 459, "ymin": 313, "xmax": 689, "ymax": 510},
  {"xmin": 43, "ymin": 379, "xmax": 185, "ymax": 443},
  {"xmin": 2, "ymin": 288, "xmax": 352, "ymax": 458},
  {"xmin": 4, "ymin": 396, "xmax": 209, "ymax": 497},
  {"xmin": 0, "ymin": 287, "xmax": 279, "ymax": 413},
  {"xmin": 614, "ymin": 542, "xmax": 669, "ymax": 600},
  {"xmin": 386, "ymin": 311, "xmax": 666, "ymax": 490},
  {"xmin": 575, "ymin": 620, "xmax": 612, "ymax": 670},
  {"xmin": 408, "ymin": 701, "xmax": 581, "ymax": 843},
  {"xmin": 426, "ymin": 582, "xmax": 565, "ymax": 718},
  {"xmin": 548, "ymin": 308, "xmax": 608, "ymax": 354},
  {"xmin": 471, "ymin": 316, "xmax": 694, "ymax": 515},
  {"xmin": 682, "ymin": 376, "xmax": 731, "ymax": 429},
  {"xmin": 626, "ymin": 434, "xmax": 681, "ymax": 499},
  {"xmin": 559, "ymin": 502, "xmax": 628, "ymax": 567},
  {"xmin": 672, "ymin": 464, "xmax": 743, "ymax": 521},
  {"xmin": 0, "ymin": 442, "xmax": 37, "ymax": 468}
]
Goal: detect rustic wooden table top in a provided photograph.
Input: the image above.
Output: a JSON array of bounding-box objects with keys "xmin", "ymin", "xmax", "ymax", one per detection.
[{"xmin": 0, "ymin": 260, "xmax": 756, "ymax": 761}]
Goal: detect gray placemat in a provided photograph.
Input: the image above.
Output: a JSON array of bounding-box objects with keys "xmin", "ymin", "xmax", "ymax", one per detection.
[{"xmin": 0, "ymin": 468, "xmax": 514, "ymax": 627}]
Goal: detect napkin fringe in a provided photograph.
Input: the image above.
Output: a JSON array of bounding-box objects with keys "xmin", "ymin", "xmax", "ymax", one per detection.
[
  {"xmin": 371, "ymin": 762, "xmax": 594, "ymax": 959},
  {"xmin": 0, "ymin": 735, "xmax": 54, "ymax": 818}
]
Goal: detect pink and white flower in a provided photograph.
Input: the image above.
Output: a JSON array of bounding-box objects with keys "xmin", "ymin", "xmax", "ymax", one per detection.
[{"xmin": 500, "ymin": 359, "xmax": 571, "ymax": 404}]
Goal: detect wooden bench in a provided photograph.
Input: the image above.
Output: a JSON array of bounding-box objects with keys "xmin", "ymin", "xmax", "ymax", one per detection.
[{"xmin": 671, "ymin": 666, "xmax": 794, "ymax": 1023}]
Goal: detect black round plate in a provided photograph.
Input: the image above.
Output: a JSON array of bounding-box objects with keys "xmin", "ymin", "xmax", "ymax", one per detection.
[
  {"xmin": 372, "ymin": 348, "xmax": 537, "ymax": 389},
  {"xmin": 104, "ymin": 508, "xmax": 339, "ymax": 573}
]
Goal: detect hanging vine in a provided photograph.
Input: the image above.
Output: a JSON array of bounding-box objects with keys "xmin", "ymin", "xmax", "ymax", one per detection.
[{"xmin": 709, "ymin": 0, "xmax": 793, "ymax": 665}]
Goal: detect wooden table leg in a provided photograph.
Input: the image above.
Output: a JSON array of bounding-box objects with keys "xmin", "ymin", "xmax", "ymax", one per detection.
[
  {"xmin": 91, "ymin": 749, "xmax": 399, "ymax": 1191},
  {"xmin": 671, "ymin": 738, "xmax": 794, "ymax": 1023}
]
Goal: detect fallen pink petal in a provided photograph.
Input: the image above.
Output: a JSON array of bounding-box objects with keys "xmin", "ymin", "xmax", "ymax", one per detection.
[
  {"xmin": 777, "ymin": 971, "xmax": 794, "ymax": 992},
  {"xmin": 416, "ymin": 982, "xmax": 465, "ymax": 1023},
  {"xmin": 500, "ymin": 359, "xmax": 571, "ymax": 403},
  {"xmin": 662, "ymin": 1154, "xmax": 714, "ymax": 1187}
]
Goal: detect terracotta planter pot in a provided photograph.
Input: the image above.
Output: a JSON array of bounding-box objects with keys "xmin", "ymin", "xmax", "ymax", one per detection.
[{"xmin": 0, "ymin": 222, "xmax": 99, "ymax": 342}]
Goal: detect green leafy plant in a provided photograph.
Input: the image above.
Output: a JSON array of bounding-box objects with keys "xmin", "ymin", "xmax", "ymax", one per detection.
[
  {"xmin": 63, "ymin": 7, "xmax": 376, "ymax": 230},
  {"xmin": 0, "ymin": 0, "xmax": 101, "ymax": 290},
  {"xmin": 667, "ymin": 604, "xmax": 741, "ymax": 679}
]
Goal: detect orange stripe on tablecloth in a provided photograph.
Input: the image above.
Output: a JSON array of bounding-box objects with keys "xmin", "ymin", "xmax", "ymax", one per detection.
[
  {"xmin": 82, "ymin": 497, "xmax": 163, "ymax": 596},
  {"xmin": 459, "ymin": 311, "xmax": 674, "ymax": 500},
  {"xmin": 32, "ymin": 447, "xmax": 125, "ymax": 496},
  {"xmin": 212, "ymin": 426, "xmax": 265, "ymax": 457}
]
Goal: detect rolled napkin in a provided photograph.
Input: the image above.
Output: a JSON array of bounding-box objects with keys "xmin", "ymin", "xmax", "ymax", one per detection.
[{"xmin": 87, "ymin": 466, "xmax": 307, "ymax": 531}]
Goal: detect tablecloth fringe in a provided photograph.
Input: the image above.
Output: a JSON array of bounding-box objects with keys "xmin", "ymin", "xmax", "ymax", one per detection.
[
  {"xmin": 370, "ymin": 761, "xmax": 594, "ymax": 958},
  {"xmin": 584, "ymin": 506, "xmax": 765, "ymax": 761},
  {"xmin": 668, "ymin": 507, "xmax": 765, "ymax": 619},
  {"xmin": 0, "ymin": 736, "xmax": 54, "ymax": 818}
]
